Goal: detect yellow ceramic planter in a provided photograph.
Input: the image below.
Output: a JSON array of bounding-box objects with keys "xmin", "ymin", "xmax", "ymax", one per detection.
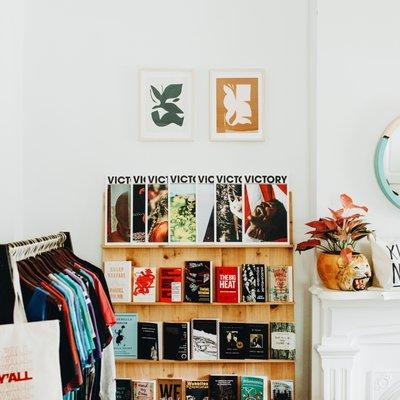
[{"xmin": 317, "ymin": 252, "xmax": 371, "ymax": 291}]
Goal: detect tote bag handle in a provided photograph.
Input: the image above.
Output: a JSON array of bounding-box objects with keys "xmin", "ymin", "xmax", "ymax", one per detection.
[{"xmin": 8, "ymin": 246, "xmax": 28, "ymax": 323}]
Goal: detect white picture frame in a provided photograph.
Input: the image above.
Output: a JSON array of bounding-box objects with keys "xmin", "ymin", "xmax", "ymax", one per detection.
[
  {"xmin": 140, "ymin": 69, "xmax": 194, "ymax": 141},
  {"xmin": 210, "ymin": 69, "xmax": 265, "ymax": 142}
]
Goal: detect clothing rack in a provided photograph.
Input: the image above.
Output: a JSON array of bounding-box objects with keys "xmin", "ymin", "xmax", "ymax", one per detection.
[{"xmin": 0, "ymin": 232, "xmax": 73, "ymax": 324}]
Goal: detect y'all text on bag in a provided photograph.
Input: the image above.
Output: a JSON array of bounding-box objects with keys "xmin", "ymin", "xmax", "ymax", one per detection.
[{"xmin": 0, "ymin": 371, "xmax": 33, "ymax": 384}]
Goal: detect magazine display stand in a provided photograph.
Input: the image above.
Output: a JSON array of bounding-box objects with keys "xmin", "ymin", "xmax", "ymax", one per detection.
[{"xmin": 102, "ymin": 195, "xmax": 295, "ymax": 385}]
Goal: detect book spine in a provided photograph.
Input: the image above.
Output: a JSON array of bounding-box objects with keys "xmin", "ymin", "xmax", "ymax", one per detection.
[
  {"xmin": 210, "ymin": 262, "xmax": 213, "ymax": 303},
  {"xmin": 288, "ymin": 266, "xmax": 293, "ymax": 302},
  {"xmin": 157, "ymin": 322, "xmax": 163, "ymax": 360}
]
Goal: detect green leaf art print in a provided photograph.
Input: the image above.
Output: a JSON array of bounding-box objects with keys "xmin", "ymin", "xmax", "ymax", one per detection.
[{"xmin": 150, "ymin": 84, "xmax": 184, "ymax": 127}]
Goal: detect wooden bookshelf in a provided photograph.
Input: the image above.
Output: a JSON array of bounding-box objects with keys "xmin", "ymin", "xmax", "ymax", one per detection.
[{"xmin": 102, "ymin": 194, "xmax": 295, "ymax": 385}]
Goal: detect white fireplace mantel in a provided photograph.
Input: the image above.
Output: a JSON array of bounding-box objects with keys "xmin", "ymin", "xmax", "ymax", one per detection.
[{"xmin": 310, "ymin": 285, "xmax": 400, "ymax": 400}]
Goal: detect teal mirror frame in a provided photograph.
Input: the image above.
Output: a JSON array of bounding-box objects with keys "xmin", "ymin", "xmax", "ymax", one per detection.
[{"xmin": 374, "ymin": 116, "xmax": 400, "ymax": 208}]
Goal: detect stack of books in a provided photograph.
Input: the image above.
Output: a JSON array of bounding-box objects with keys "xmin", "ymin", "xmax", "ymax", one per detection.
[
  {"xmin": 105, "ymin": 261, "xmax": 294, "ymax": 304},
  {"xmin": 112, "ymin": 313, "xmax": 295, "ymax": 361},
  {"xmin": 116, "ymin": 376, "xmax": 294, "ymax": 400}
]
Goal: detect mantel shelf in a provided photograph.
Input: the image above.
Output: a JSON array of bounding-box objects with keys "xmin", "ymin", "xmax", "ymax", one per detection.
[
  {"xmin": 115, "ymin": 359, "xmax": 294, "ymax": 364},
  {"xmin": 103, "ymin": 243, "xmax": 293, "ymax": 249},
  {"xmin": 310, "ymin": 284, "xmax": 400, "ymax": 301},
  {"xmin": 113, "ymin": 301, "xmax": 294, "ymax": 306}
]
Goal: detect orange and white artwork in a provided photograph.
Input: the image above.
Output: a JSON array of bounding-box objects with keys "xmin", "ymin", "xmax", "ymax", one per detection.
[{"xmin": 210, "ymin": 70, "xmax": 264, "ymax": 141}]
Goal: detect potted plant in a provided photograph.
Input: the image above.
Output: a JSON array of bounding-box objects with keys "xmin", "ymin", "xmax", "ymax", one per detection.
[{"xmin": 296, "ymin": 194, "xmax": 373, "ymax": 291}]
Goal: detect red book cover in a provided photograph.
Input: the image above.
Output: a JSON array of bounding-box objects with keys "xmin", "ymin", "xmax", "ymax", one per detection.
[
  {"xmin": 159, "ymin": 267, "xmax": 183, "ymax": 302},
  {"xmin": 215, "ymin": 266, "xmax": 239, "ymax": 303}
]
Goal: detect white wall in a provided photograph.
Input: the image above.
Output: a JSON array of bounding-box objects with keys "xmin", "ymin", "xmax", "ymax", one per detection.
[
  {"xmin": 314, "ymin": 0, "xmax": 400, "ymax": 396},
  {"xmin": 316, "ymin": 0, "xmax": 400, "ymax": 233},
  {"xmin": 0, "ymin": 0, "xmax": 24, "ymax": 242},
  {"xmin": 2, "ymin": 0, "xmax": 312, "ymax": 397}
]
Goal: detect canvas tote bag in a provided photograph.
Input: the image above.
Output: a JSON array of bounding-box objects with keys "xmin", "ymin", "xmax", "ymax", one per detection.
[
  {"xmin": 0, "ymin": 245, "xmax": 63, "ymax": 399},
  {"xmin": 369, "ymin": 234, "xmax": 400, "ymax": 290}
]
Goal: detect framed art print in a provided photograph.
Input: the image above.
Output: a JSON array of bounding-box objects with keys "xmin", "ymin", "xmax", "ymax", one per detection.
[
  {"xmin": 140, "ymin": 69, "xmax": 194, "ymax": 141},
  {"xmin": 210, "ymin": 69, "xmax": 265, "ymax": 141}
]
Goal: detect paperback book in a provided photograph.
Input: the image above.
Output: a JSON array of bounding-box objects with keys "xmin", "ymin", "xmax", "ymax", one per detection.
[
  {"xmin": 270, "ymin": 322, "xmax": 296, "ymax": 360},
  {"xmin": 191, "ymin": 319, "xmax": 219, "ymax": 360},
  {"xmin": 133, "ymin": 267, "xmax": 157, "ymax": 302},
  {"xmin": 169, "ymin": 183, "xmax": 196, "ymax": 243},
  {"xmin": 157, "ymin": 379, "xmax": 183, "ymax": 400},
  {"xmin": 185, "ymin": 380, "xmax": 209, "ymax": 400},
  {"xmin": 147, "ymin": 182, "xmax": 169, "ymax": 243},
  {"xmin": 216, "ymin": 183, "xmax": 243, "ymax": 243},
  {"xmin": 241, "ymin": 264, "xmax": 266, "ymax": 303},
  {"xmin": 267, "ymin": 266, "xmax": 293, "ymax": 302},
  {"xmin": 246, "ymin": 323, "xmax": 268, "ymax": 359},
  {"xmin": 209, "ymin": 375, "xmax": 238, "ymax": 400},
  {"xmin": 163, "ymin": 322, "xmax": 190, "ymax": 361},
  {"xmin": 106, "ymin": 183, "xmax": 131, "ymax": 243},
  {"xmin": 104, "ymin": 260, "xmax": 132, "ymax": 302},
  {"xmin": 270, "ymin": 380, "xmax": 294, "ymax": 400},
  {"xmin": 219, "ymin": 322, "xmax": 246, "ymax": 359},
  {"xmin": 243, "ymin": 182, "xmax": 289, "ymax": 244},
  {"xmin": 159, "ymin": 267, "xmax": 183, "ymax": 302},
  {"xmin": 116, "ymin": 379, "xmax": 133, "ymax": 400},
  {"xmin": 196, "ymin": 181, "xmax": 215, "ymax": 243},
  {"xmin": 134, "ymin": 380, "xmax": 156, "ymax": 400},
  {"xmin": 215, "ymin": 266, "xmax": 239, "ymax": 303},
  {"xmin": 112, "ymin": 313, "xmax": 138, "ymax": 358},
  {"xmin": 132, "ymin": 183, "xmax": 146, "ymax": 242},
  {"xmin": 138, "ymin": 322, "xmax": 160, "ymax": 360},
  {"xmin": 184, "ymin": 261, "xmax": 212, "ymax": 303},
  {"xmin": 240, "ymin": 376, "xmax": 267, "ymax": 400}
]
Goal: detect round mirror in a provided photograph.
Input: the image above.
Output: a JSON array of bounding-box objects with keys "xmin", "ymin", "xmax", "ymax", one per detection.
[{"xmin": 375, "ymin": 116, "xmax": 400, "ymax": 208}]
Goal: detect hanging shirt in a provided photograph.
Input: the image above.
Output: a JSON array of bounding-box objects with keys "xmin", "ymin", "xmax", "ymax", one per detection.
[
  {"xmin": 64, "ymin": 269, "xmax": 102, "ymax": 360},
  {"xmin": 24, "ymin": 282, "xmax": 83, "ymax": 393},
  {"xmin": 77, "ymin": 264, "xmax": 116, "ymax": 327},
  {"xmin": 57, "ymin": 273, "xmax": 96, "ymax": 356},
  {"xmin": 49, "ymin": 277, "xmax": 88, "ymax": 367}
]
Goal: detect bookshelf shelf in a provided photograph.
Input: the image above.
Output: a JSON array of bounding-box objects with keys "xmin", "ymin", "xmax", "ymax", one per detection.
[
  {"xmin": 115, "ymin": 359, "xmax": 295, "ymax": 364},
  {"xmin": 103, "ymin": 243, "xmax": 294, "ymax": 249},
  {"xmin": 103, "ymin": 193, "xmax": 295, "ymax": 387},
  {"xmin": 113, "ymin": 301, "xmax": 295, "ymax": 306}
]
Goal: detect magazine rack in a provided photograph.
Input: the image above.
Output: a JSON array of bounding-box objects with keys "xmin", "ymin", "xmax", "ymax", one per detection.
[{"xmin": 102, "ymin": 194, "xmax": 295, "ymax": 387}]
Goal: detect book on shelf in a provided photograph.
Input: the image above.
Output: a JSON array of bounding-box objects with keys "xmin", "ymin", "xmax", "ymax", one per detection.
[
  {"xmin": 245, "ymin": 323, "xmax": 268, "ymax": 359},
  {"xmin": 184, "ymin": 261, "xmax": 212, "ymax": 303},
  {"xmin": 163, "ymin": 322, "xmax": 190, "ymax": 361},
  {"xmin": 209, "ymin": 375, "xmax": 238, "ymax": 400},
  {"xmin": 215, "ymin": 266, "xmax": 239, "ymax": 303},
  {"xmin": 241, "ymin": 264, "xmax": 266, "ymax": 302},
  {"xmin": 157, "ymin": 378, "xmax": 183, "ymax": 400},
  {"xmin": 191, "ymin": 318, "xmax": 219, "ymax": 360},
  {"xmin": 270, "ymin": 322, "xmax": 296, "ymax": 360},
  {"xmin": 112, "ymin": 313, "xmax": 138, "ymax": 358},
  {"xmin": 138, "ymin": 321, "xmax": 161, "ymax": 360},
  {"xmin": 159, "ymin": 267, "xmax": 183, "ymax": 302},
  {"xmin": 240, "ymin": 376, "xmax": 268, "ymax": 400},
  {"xmin": 185, "ymin": 380, "xmax": 209, "ymax": 400},
  {"xmin": 267, "ymin": 266, "xmax": 293, "ymax": 302},
  {"xmin": 270, "ymin": 380, "xmax": 294, "ymax": 400},
  {"xmin": 133, "ymin": 267, "xmax": 157, "ymax": 302},
  {"xmin": 116, "ymin": 379, "xmax": 133, "ymax": 400},
  {"xmin": 133, "ymin": 380, "xmax": 156, "ymax": 400},
  {"xmin": 104, "ymin": 260, "xmax": 132, "ymax": 302},
  {"xmin": 219, "ymin": 322, "xmax": 246, "ymax": 359}
]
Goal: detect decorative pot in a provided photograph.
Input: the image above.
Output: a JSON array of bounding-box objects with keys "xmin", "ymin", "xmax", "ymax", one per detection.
[{"xmin": 317, "ymin": 252, "xmax": 371, "ymax": 291}]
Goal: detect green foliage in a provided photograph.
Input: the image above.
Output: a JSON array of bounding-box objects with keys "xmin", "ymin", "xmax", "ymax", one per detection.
[
  {"xmin": 150, "ymin": 84, "xmax": 184, "ymax": 127},
  {"xmin": 170, "ymin": 194, "xmax": 196, "ymax": 243}
]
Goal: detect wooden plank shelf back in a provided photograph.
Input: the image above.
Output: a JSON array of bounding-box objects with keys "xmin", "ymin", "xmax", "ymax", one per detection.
[{"xmin": 102, "ymin": 193, "xmax": 295, "ymax": 384}]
